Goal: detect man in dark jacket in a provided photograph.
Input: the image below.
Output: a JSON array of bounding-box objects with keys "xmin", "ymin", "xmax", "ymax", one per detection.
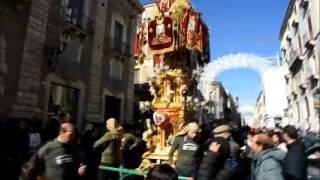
[
  {"xmin": 213, "ymin": 125, "xmax": 240, "ymax": 157},
  {"xmin": 197, "ymin": 137, "xmax": 234, "ymax": 180},
  {"xmin": 250, "ymin": 134, "xmax": 285, "ymax": 180},
  {"xmin": 282, "ymin": 125, "xmax": 307, "ymax": 180}
]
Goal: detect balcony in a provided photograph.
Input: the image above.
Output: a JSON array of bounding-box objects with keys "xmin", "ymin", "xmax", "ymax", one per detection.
[
  {"xmin": 302, "ymin": 32, "xmax": 316, "ymax": 49},
  {"xmin": 288, "ymin": 49, "xmax": 303, "ymax": 70},
  {"xmin": 61, "ymin": 6, "xmax": 94, "ymax": 36}
]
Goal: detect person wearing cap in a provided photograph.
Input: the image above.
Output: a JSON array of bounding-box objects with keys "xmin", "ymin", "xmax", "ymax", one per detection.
[
  {"xmin": 213, "ymin": 125, "xmax": 240, "ymax": 157},
  {"xmin": 168, "ymin": 122, "xmax": 200, "ymax": 177},
  {"xmin": 197, "ymin": 137, "xmax": 234, "ymax": 180}
]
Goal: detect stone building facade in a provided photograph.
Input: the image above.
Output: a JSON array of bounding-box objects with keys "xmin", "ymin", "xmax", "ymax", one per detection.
[
  {"xmin": 280, "ymin": 0, "xmax": 320, "ymax": 132},
  {"xmin": 0, "ymin": 0, "xmax": 143, "ymax": 130},
  {"xmin": 207, "ymin": 81, "xmax": 241, "ymax": 126}
]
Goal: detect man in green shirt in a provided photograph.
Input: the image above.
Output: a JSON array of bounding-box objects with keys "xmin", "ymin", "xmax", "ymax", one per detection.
[{"xmin": 34, "ymin": 123, "xmax": 87, "ymax": 180}]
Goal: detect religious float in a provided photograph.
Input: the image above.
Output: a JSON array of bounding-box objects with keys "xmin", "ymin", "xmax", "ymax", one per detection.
[{"xmin": 134, "ymin": 0, "xmax": 210, "ymax": 170}]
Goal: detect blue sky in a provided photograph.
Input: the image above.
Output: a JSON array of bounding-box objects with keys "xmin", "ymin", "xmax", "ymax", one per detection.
[{"xmin": 139, "ymin": 0, "xmax": 289, "ymax": 111}]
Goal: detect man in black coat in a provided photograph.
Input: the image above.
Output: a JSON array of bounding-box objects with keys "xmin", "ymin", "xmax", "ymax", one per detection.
[
  {"xmin": 282, "ymin": 125, "xmax": 307, "ymax": 180},
  {"xmin": 197, "ymin": 137, "xmax": 235, "ymax": 180}
]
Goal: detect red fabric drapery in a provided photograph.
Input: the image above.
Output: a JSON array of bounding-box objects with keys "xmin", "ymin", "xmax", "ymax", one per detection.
[
  {"xmin": 186, "ymin": 11, "xmax": 201, "ymax": 50},
  {"xmin": 133, "ymin": 31, "xmax": 142, "ymax": 59},
  {"xmin": 148, "ymin": 16, "xmax": 174, "ymax": 54},
  {"xmin": 180, "ymin": 8, "xmax": 190, "ymax": 48}
]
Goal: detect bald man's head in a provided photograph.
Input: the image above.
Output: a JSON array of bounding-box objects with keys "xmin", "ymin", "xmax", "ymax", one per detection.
[
  {"xmin": 57, "ymin": 123, "xmax": 76, "ymax": 144},
  {"xmin": 251, "ymin": 133, "xmax": 274, "ymax": 153}
]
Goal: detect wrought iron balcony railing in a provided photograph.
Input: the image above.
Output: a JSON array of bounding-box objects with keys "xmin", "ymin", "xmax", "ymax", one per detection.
[{"xmin": 61, "ymin": 6, "xmax": 94, "ymax": 35}]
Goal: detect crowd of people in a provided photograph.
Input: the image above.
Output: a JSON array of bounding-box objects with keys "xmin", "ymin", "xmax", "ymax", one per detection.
[
  {"xmin": 165, "ymin": 122, "xmax": 308, "ymax": 180},
  {"xmin": 0, "ymin": 116, "xmax": 319, "ymax": 180}
]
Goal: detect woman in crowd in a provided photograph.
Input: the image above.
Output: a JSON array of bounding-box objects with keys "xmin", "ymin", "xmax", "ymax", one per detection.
[{"xmin": 93, "ymin": 118, "xmax": 123, "ymax": 180}]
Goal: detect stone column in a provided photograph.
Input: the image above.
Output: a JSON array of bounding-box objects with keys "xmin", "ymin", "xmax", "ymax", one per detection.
[
  {"xmin": 86, "ymin": 0, "xmax": 108, "ymax": 122},
  {"xmin": 10, "ymin": 0, "xmax": 51, "ymax": 119}
]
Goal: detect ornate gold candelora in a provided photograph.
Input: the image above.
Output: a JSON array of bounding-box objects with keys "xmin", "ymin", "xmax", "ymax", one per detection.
[{"xmin": 135, "ymin": 0, "xmax": 209, "ymax": 170}]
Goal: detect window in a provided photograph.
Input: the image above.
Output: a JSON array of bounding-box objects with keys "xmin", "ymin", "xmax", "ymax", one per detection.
[
  {"xmin": 298, "ymin": 34, "xmax": 303, "ymax": 55},
  {"xmin": 110, "ymin": 59, "xmax": 123, "ymax": 79},
  {"xmin": 307, "ymin": 15, "xmax": 314, "ymax": 39},
  {"xmin": 113, "ymin": 21, "xmax": 123, "ymax": 52},
  {"xmin": 294, "ymin": 25, "xmax": 298, "ymax": 35},
  {"xmin": 285, "ymin": 76, "xmax": 289, "ymax": 84},
  {"xmin": 311, "ymin": 54, "xmax": 319, "ymax": 76},
  {"xmin": 281, "ymin": 48, "xmax": 287, "ymax": 62},
  {"xmin": 48, "ymin": 84, "xmax": 79, "ymax": 123},
  {"xmin": 287, "ymin": 38, "xmax": 292, "ymax": 49},
  {"xmin": 301, "ymin": 2, "xmax": 308, "ymax": 18}
]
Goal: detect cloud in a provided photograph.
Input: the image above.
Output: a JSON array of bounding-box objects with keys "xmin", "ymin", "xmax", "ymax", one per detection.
[{"xmin": 238, "ymin": 105, "xmax": 255, "ymax": 113}]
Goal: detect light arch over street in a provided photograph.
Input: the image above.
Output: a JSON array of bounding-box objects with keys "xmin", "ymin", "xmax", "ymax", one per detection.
[{"xmin": 199, "ymin": 53, "xmax": 279, "ymax": 101}]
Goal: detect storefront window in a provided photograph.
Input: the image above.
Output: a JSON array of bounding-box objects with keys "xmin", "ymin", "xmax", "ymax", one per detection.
[{"xmin": 48, "ymin": 84, "xmax": 79, "ymax": 123}]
